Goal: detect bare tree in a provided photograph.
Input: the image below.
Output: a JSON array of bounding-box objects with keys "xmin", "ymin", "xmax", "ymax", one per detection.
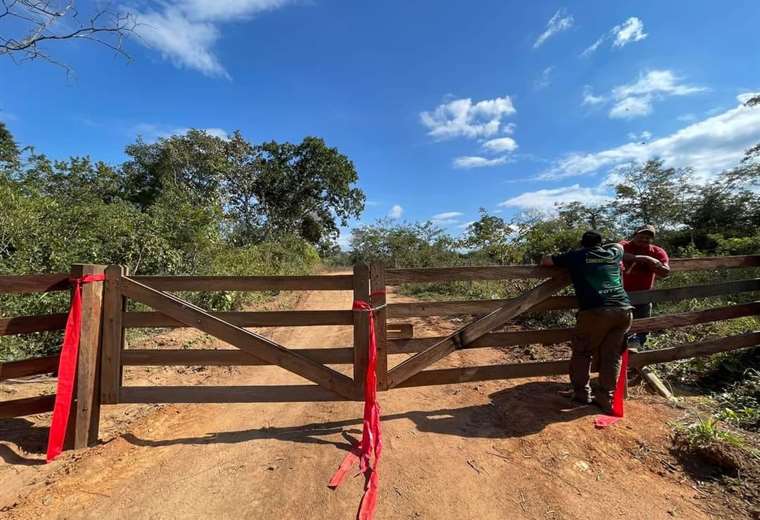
[{"xmin": 0, "ymin": 1, "xmax": 136, "ymax": 73}]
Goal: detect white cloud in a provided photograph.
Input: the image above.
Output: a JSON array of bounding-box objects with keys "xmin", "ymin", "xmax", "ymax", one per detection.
[
  {"xmin": 388, "ymin": 204, "xmax": 403, "ymax": 219},
  {"xmin": 612, "ymin": 17, "xmax": 647, "ymax": 47},
  {"xmin": 431, "ymin": 211, "xmax": 463, "ymax": 220},
  {"xmin": 453, "ymin": 156, "xmax": 509, "ymax": 169},
  {"xmin": 581, "ymin": 35, "xmax": 605, "ymax": 57},
  {"xmin": 420, "ymin": 95, "xmax": 516, "ymax": 140},
  {"xmin": 133, "ymin": 1, "xmax": 296, "ymax": 77},
  {"xmin": 609, "ymin": 96, "xmax": 652, "ymax": 119},
  {"xmin": 582, "ymin": 85, "xmax": 606, "ymax": 106},
  {"xmin": 627, "ymin": 130, "xmax": 653, "ymax": 141},
  {"xmin": 534, "ymin": 9, "xmax": 574, "ymax": 49},
  {"xmin": 613, "ymin": 70, "xmax": 705, "ymax": 99},
  {"xmin": 500, "ymin": 184, "xmax": 612, "ymax": 212},
  {"xmin": 584, "ymin": 70, "xmax": 706, "ymax": 120},
  {"xmin": 483, "ymin": 137, "xmax": 518, "ymax": 153},
  {"xmin": 609, "ymin": 70, "xmax": 706, "ymax": 120},
  {"xmin": 541, "ymin": 92, "xmax": 760, "ymax": 180},
  {"xmin": 431, "ymin": 211, "xmax": 464, "ymax": 226},
  {"xmin": 677, "ymin": 113, "xmax": 697, "ymax": 122},
  {"xmin": 458, "ymin": 220, "xmax": 476, "ymax": 229},
  {"xmin": 132, "ymin": 123, "xmax": 229, "ymax": 141},
  {"xmin": 581, "ymin": 16, "xmax": 647, "ymax": 56},
  {"xmin": 534, "ymin": 66, "xmax": 554, "ymax": 89}
]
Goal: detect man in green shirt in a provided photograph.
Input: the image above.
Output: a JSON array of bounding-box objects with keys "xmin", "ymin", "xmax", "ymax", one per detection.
[{"xmin": 541, "ymin": 230, "xmax": 638, "ymax": 413}]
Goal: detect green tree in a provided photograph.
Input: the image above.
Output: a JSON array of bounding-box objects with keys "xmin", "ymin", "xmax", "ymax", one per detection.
[
  {"xmin": 460, "ymin": 209, "xmax": 518, "ymax": 264},
  {"xmin": 350, "ymin": 220, "xmax": 458, "ymax": 268},
  {"xmin": 249, "ymin": 137, "xmax": 364, "ymax": 244},
  {"xmin": 612, "ymin": 159, "xmax": 688, "ymax": 232}
]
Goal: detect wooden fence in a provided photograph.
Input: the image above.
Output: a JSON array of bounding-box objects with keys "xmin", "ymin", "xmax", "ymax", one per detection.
[{"xmin": 1, "ymin": 255, "xmax": 759, "ymax": 452}]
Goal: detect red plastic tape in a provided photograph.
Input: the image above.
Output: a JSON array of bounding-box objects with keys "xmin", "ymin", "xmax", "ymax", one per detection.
[
  {"xmin": 594, "ymin": 349, "xmax": 628, "ymax": 429},
  {"xmin": 46, "ymin": 274, "xmax": 105, "ymax": 462}
]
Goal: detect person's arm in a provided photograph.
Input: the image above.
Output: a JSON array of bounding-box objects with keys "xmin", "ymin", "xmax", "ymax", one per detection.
[
  {"xmin": 623, "ymin": 253, "xmax": 669, "ymax": 275},
  {"xmin": 653, "ymin": 248, "xmax": 671, "ymax": 278}
]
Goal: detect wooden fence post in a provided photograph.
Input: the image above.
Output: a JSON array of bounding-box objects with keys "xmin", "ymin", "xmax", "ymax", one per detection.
[
  {"xmin": 101, "ymin": 265, "xmax": 126, "ymax": 405},
  {"xmin": 71, "ymin": 264, "xmax": 106, "ymax": 449},
  {"xmin": 370, "ymin": 263, "xmax": 388, "ymax": 391},
  {"xmin": 353, "ymin": 263, "xmax": 370, "ymax": 398}
]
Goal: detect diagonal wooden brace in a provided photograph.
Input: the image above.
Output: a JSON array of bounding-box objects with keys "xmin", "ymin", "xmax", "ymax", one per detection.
[
  {"xmin": 119, "ymin": 276, "xmax": 357, "ymax": 400},
  {"xmin": 386, "ymin": 274, "xmax": 570, "ymax": 388}
]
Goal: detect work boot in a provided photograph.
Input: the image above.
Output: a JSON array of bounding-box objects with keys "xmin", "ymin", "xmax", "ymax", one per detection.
[{"xmin": 594, "ymin": 391, "xmax": 614, "ymax": 415}]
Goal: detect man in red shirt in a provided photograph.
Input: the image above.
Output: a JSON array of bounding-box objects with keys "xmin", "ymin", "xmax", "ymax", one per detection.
[{"xmin": 620, "ymin": 225, "xmax": 671, "ymax": 348}]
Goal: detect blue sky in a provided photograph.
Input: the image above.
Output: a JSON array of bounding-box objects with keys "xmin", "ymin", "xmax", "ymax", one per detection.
[{"xmin": 2, "ymin": 1, "xmax": 760, "ymax": 244}]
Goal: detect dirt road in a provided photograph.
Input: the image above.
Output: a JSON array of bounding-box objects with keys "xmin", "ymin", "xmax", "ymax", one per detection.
[{"xmin": 1, "ymin": 288, "xmax": 723, "ymax": 519}]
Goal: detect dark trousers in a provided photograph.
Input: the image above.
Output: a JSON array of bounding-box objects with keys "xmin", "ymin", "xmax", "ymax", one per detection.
[
  {"xmin": 570, "ymin": 307, "xmax": 633, "ymax": 400},
  {"xmin": 631, "ymin": 302, "xmax": 653, "ymax": 346}
]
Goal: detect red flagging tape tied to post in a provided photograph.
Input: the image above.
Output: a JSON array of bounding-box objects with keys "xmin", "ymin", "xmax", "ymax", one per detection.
[
  {"xmin": 328, "ymin": 295, "xmax": 384, "ymax": 520},
  {"xmin": 46, "ymin": 274, "xmax": 106, "ymax": 462},
  {"xmin": 593, "ymin": 349, "xmax": 628, "ymax": 429}
]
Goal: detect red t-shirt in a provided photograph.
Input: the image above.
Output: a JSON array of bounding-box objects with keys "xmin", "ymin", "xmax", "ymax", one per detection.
[{"xmin": 620, "ymin": 240, "xmax": 669, "ymax": 292}]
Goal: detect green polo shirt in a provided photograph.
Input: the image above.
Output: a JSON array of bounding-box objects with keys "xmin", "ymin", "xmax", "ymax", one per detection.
[{"xmin": 552, "ymin": 244, "xmax": 632, "ymax": 311}]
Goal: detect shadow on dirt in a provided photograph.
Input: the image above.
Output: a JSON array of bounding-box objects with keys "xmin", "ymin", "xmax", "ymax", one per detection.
[
  {"xmin": 0, "ymin": 418, "xmax": 47, "ymax": 465},
  {"xmin": 122, "ymin": 381, "xmax": 600, "ymax": 450}
]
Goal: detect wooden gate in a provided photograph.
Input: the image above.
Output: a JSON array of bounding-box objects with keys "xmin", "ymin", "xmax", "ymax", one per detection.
[{"xmin": 2, "ymin": 255, "xmax": 760, "ymax": 451}]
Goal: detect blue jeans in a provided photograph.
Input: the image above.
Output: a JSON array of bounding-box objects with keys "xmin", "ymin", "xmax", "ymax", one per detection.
[{"xmin": 631, "ymin": 302, "xmax": 652, "ymax": 346}]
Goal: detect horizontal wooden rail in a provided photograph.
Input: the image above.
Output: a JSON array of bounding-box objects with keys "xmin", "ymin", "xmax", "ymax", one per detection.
[
  {"xmin": 0, "ymin": 313, "xmax": 68, "ymax": 336},
  {"xmin": 120, "ymin": 385, "xmax": 347, "ymax": 403},
  {"xmin": 122, "ymin": 347, "xmax": 354, "ymax": 366},
  {"xmin": 396, "ymin": 331, "xmax": 760, "ymax": 388},
  {"xmin": 630, "ymin": 331, "xmax": 760, "ymax": 367},
  {"xmin": 396, "ymin": 360, "xmax": 568, "ymax": 387},
  {"xmin": 0, "ymin": 355, "xmax": 59, "ymax": 381},
  {"xmin": 123, "ymin": 310, "xmax": 354, "ymax": 328},
  {"xmin": 0, "ymin": 395, "xmax": 56, "ymax": 418},
  {"xmin": 0, "ymin": 274, "xmax": 70, "ymax": 294},
  {"xmin": 130, "ymin": 274, "xmax": 353, "ymax": 292},
  {"xmin": 388, "ymin": 278, "xmax": 760, "ymax": 318},
  {"xmin": 386, "ymin": 255, "xmax": 760, "ymax": 284},
  {"xmin": 388, "ymin": 301, "xmax": 760, "ymax": 353}
]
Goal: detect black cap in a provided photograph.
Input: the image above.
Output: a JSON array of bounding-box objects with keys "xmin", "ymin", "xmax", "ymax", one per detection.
[{"xmin": 581, "ymin": 230, "xmax": 603, "ymax": 247}]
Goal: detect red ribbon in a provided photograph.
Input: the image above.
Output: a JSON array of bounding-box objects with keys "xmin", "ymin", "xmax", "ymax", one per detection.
[
  {"xmin": 46, "ymin": 274, "xmax": 106, "ymax": 462},
  {"xmin": 329, "ymin": 296, "xmax": 383, "ymax": 520},
  {"xmin": 593, "ymin": 349, "xmax": 628, "ymax": 429}
]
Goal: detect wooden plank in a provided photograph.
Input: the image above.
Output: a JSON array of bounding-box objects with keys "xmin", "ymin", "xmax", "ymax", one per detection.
[
  {"xmin": 121, "ymin": 347, "xmax": 355, "ymax": 366},
  {"xmin": 0, "ymin": 274, "xmax": 70, "ymax": 294},
  {"xmin": 387, "ymin": 301, "xmax": 760, "ymax": 353},
  {"xmin": 119, "ymin": 276, "xmax": 357, "ymax": 400},
  {"xmin": 387, "ymin": 278, "xmax": 760, "ymax": 318},
  {"xmin": 387, "ymin": 323, "xmax": 413, "ymax": 339},
  {"xmin": 385, "ymin": 255, "xmax": 760, "ymax": 284},
  {"xmin": 396, "ymin": 360, "xmax": 569, "ymax": 388},
  {"xmin": 388, "ymin": 329, "xmax": 574, "ymax": 353},
  {"xmin": 101, "ymin": 265, "xmax": 125, "ymax": 405},
  {"xmin": 0, "ymin": 355, "xmax": 59, "ymax": 381},
  {"xmin": 386, "ymin": 265, "xmax": 556, "ymax": 284},
  {"xmin": 669, "ymin": 255, "xmax": 760, "ymax": 271},
  {"xmin": 370, "ymin": 263, "xmax": 388, "ymax": 391},
  {"xmin": 630, "ymin": 301, "xmax": 760, "ymax": 332},
  {"xmin": 630, "ymin": 331, "xmax": 760, "ymax": 368},
  {"xmin": 639, "ymin": 367, "xmax": 675, "ymax": 400},
  {"xmin": 353, "ymin": 264, "xmax": 371, "ymax": 395},
  {"xmin": 131, "ymin": 274, "xmax": 353, "ymax": 292},
  {"xmin": 123, "ymin": 309, "xmax": 354, "ymax": 328},
  {"xmin": 0, "ymin": 395, "xmax": 56, "ymax": 418},
  {"xmin": 73, "ymin": 264, "xmax": 106, "ymax": 449},
  {"xmin": 0, "ymin": 314, "xmax": 68, "ymax": 336},
  {"xmin": 386, "ymin": 274, "xmax": 569, "ymax": 388},
  {"xmin": 120, "ymin": 385, "xmax": 345, "ymax": 403}
]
